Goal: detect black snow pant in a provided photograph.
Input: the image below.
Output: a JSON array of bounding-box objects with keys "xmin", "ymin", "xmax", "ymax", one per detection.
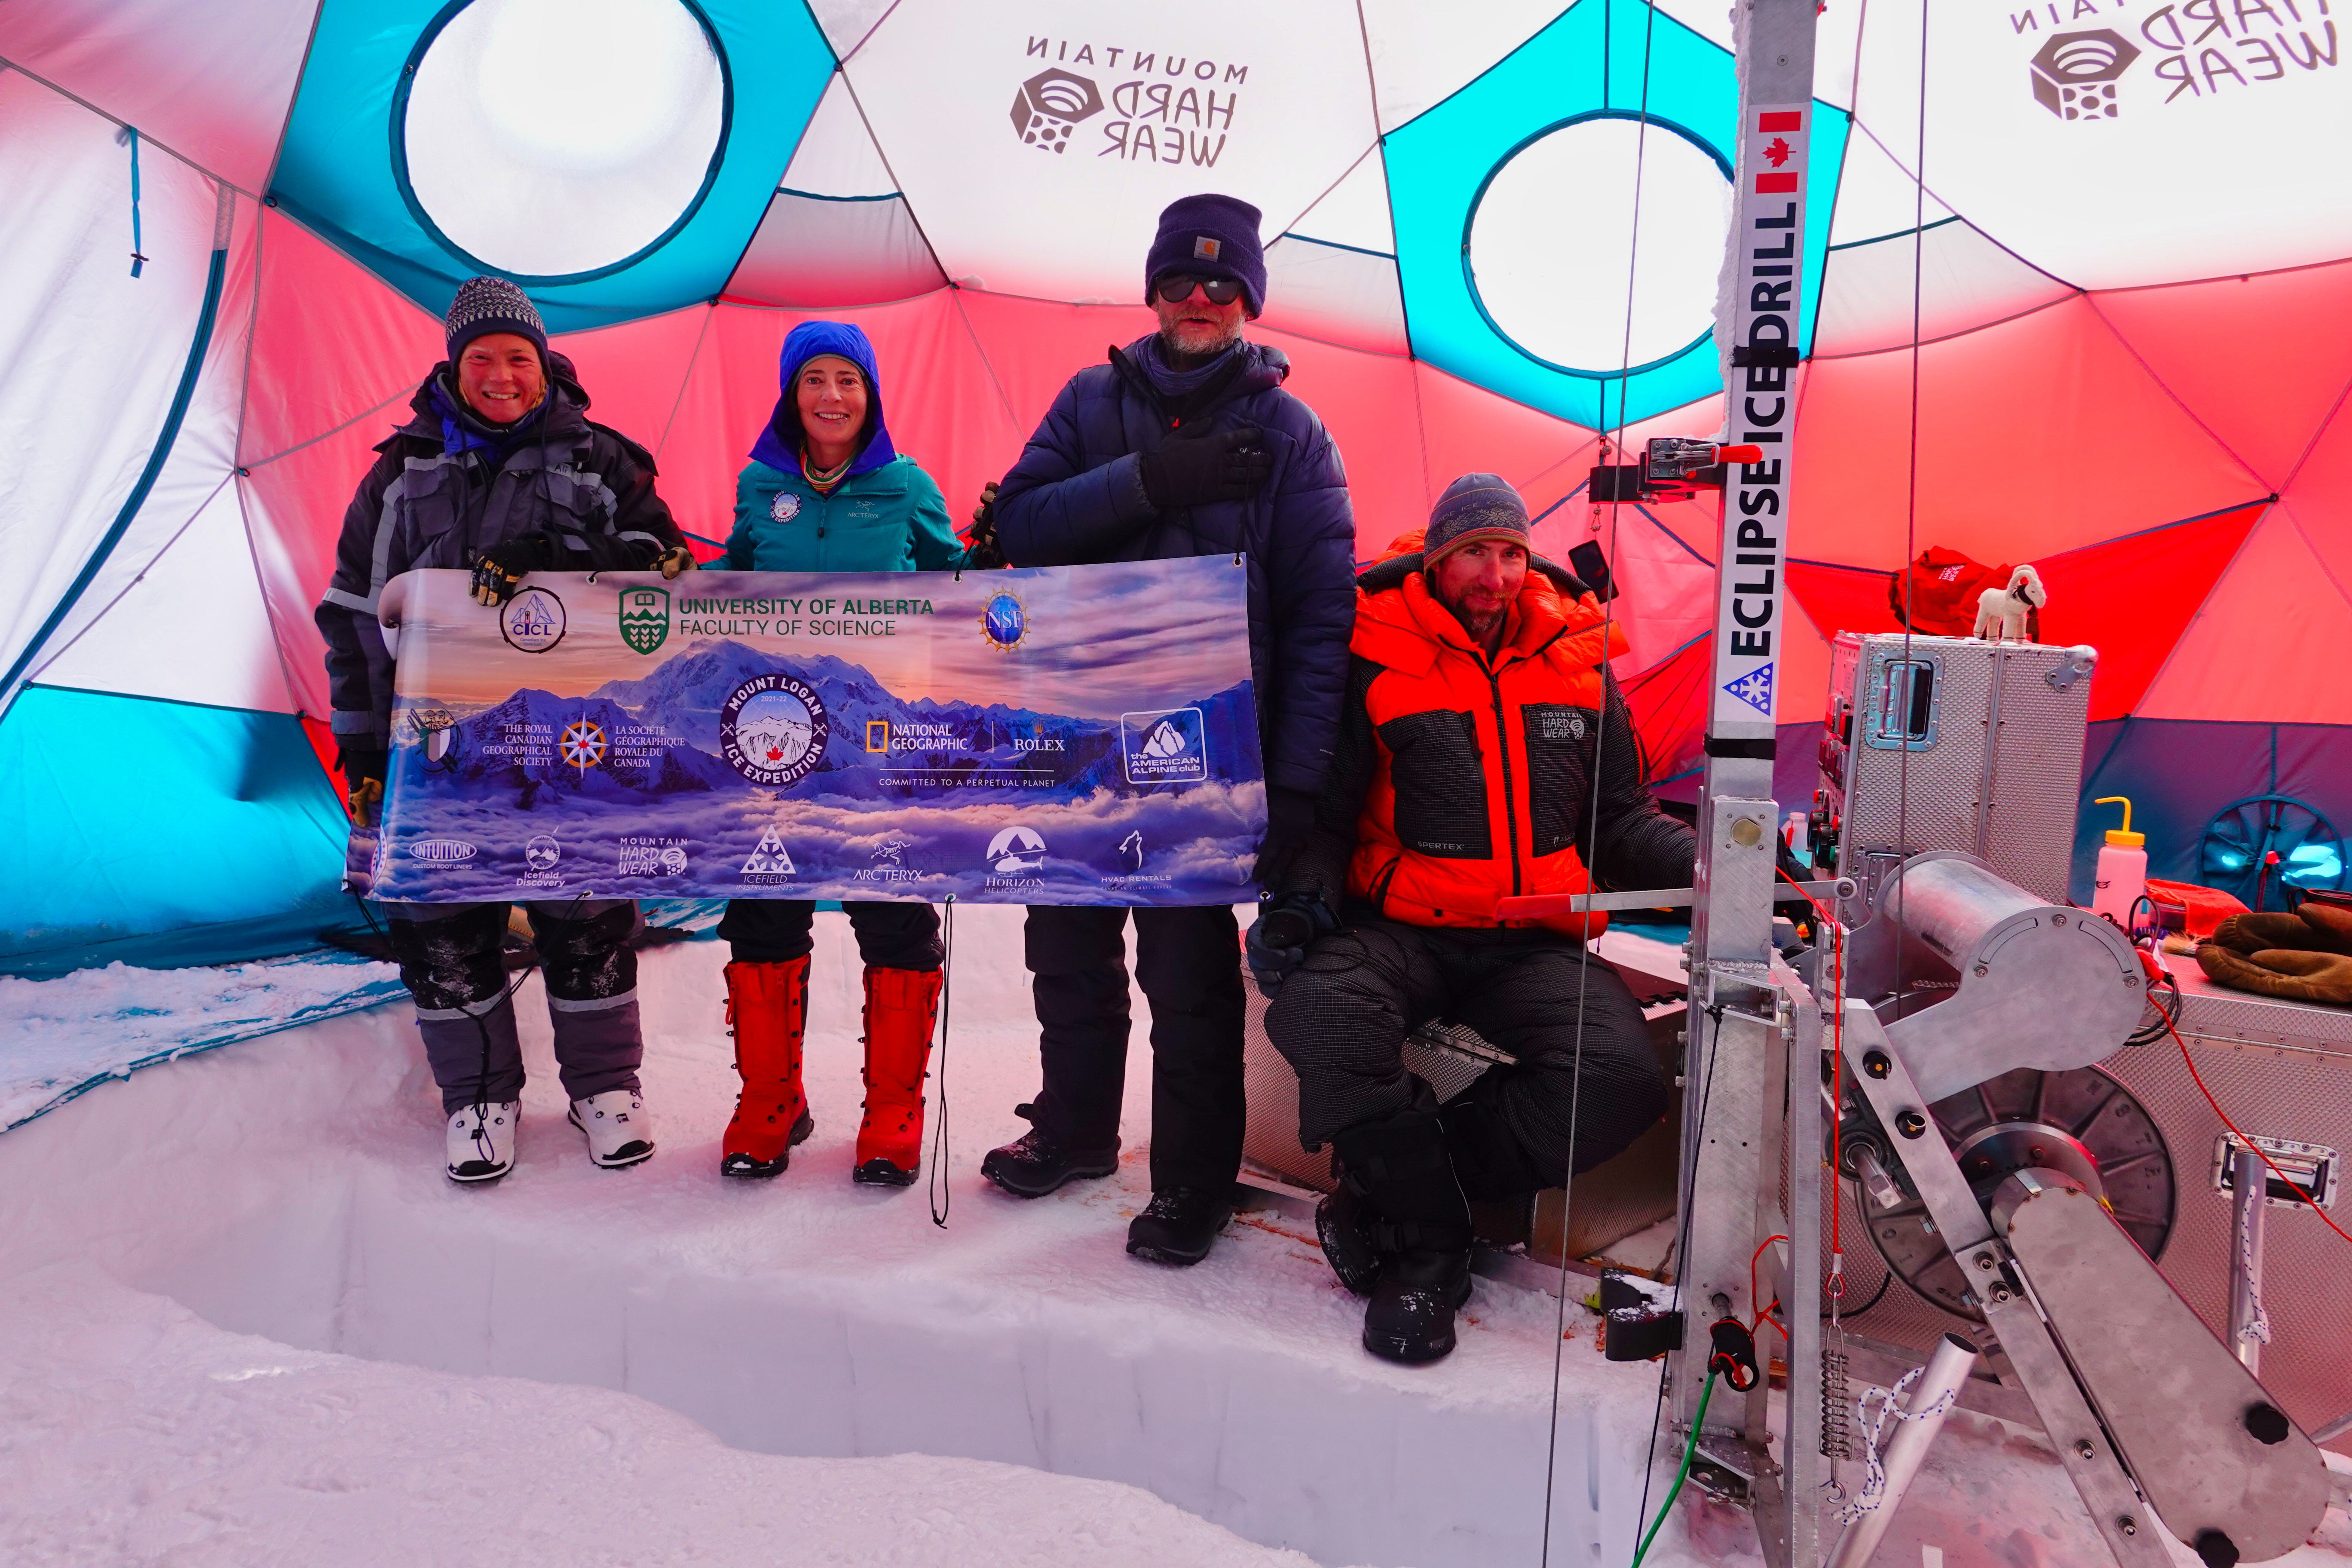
[
  {"xmin": 1264, "ymin": 917, "xmax": 1668, "ymax": 1195},
  {"xmin": 1020, "ymin": 904, "xmax": 1246, "ymax": 1193},
  {"xmin": 718, "ymin": 899, "xmax": 943, "ymax": 972},
  {"xmin": 385, "ymin": 899, "xmax": 645, "ymax": 1113}
]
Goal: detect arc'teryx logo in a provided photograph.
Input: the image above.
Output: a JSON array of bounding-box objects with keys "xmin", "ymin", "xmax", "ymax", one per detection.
[
  {"xmin": 619, "ymin": 586, "xmax": 670, "ymax": 655},
  {"xmin": 2029, "ymin": 30, "xmax": 2141, "ymax": 119},
  {"xmin": 1010, "ymin": 68, "xmax": 1102, "ymax": 153}
]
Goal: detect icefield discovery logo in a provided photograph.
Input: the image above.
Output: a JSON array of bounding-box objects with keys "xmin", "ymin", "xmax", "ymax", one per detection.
[
  {"xmin": 1010, "ymin": 67, "xmax": 1103, "ymax": 153},
  {"xmin": 719, "ymin": 673, "xmax": 830, "ymax": 788},
  {"xmin": 499, "ymin": 588, "xmax": 566, "ymax": 653},
  {"xmin": 986, "ymin": 824, "xmax": 1050, "ymax": 873},
  {"xmin": 1121, "ymin": 707, "xmax": 1208, "ymax": 784},
  {"xmin": 524, "ymin": 834, "xmax": 562, "ymax": 873},
  {"xmin": 2029, "ymin": 29, "xmax": 2140, "ymax": 119},
  {"xmin": 618, "ymin": 586, "xmax": 670, "ymax": 655}
]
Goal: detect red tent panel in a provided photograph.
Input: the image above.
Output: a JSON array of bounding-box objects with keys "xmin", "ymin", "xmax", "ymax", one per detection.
[{"xmin": 2137, "ymin": 510, "xmax": 2352, "ymax": 726}]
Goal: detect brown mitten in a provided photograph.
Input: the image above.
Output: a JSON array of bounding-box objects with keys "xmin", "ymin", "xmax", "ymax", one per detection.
[
  {"xmin": 2210, "ymin": 910, "xmax": 2352, "ymax": 956},
  {"xmin": 2197, "ymin": 943, "xmax": 2352, "ymax": 1006},
  {"xmin": 2299, "ymin": 901, "xmax": 2352, "ymax": 950}
]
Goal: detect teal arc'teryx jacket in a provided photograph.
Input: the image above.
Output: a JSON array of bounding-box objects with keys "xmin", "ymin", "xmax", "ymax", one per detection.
[{"xmin": 724, "ymin": 456, "xmax": 965, "ymax": 574}]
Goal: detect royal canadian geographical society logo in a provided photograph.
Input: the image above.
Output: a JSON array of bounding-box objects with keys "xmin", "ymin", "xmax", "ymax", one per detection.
[
  {"xmin": 980, "ymin": 588, "xmax": 1028, "ymax": 650},
  {"xmin": 1120, "ymin": 707, "xmax": 1208, "ymax": 784},
  {"xmin": 500, "ymin": 588, "xmax": 565, "ymax": 653},
  {"xmin": 719, "ymin": 673, "xmax": 830, "ymax": 788},
  {"xmin": 2029, "ymin": 29, "xmax": 2141, "ymax": 120},
  {"xmin": 619, "ymin": 586, "xmax": 670, "ymax": 655}
]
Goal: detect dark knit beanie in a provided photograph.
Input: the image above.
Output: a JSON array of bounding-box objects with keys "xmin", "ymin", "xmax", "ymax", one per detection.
[
  {"xmin": 1144, "ymin": 194, "xmax": 1268, "ymax": 317},
  {"xmin": 1424, "ymin": 473, "xmax": 1532, "ymax": 564},
  {"xmin": 444, "ymin": 276, "xmax": 548, "ymax": 363}
]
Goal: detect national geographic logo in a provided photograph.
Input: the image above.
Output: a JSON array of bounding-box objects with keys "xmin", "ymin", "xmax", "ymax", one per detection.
[{"xmin": 1010, "ymin": 37, "xmax": 1251, "ymax": 166}]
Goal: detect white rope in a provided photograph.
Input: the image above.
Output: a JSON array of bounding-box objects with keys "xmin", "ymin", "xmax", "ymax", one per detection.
[
  {"xmin": 1835, "ymin": 1367, "xmax": 1957, "ymax": 1525},
  {"xmin": 2236, "ymin": 1192, "xmax": 2273, "ymax": 1347}
]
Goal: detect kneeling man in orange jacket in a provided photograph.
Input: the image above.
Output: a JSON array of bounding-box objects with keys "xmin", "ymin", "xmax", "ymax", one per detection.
[{"xmin": 1253, "ymin": 474, "xmax": 1697, "ymax": 1366}]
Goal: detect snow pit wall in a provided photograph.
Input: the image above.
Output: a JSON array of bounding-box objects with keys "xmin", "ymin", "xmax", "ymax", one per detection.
[{"xmin": 0, "ymin": 918, "xmax": 1672, "ymax": 1568}]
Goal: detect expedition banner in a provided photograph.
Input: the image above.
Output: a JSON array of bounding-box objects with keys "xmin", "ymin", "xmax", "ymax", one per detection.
[{"xmin": 363, "ymin": 560, "xmax": 1265, "ymax": 906}]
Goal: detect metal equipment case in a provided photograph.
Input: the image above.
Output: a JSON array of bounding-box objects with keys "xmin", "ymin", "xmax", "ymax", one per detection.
[{"xmin": 1816, "ymin": 633, "xmax": 2098, "ymax": 906}]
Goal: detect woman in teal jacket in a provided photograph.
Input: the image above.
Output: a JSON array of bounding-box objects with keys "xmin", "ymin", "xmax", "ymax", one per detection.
[{"xmin": 717, "ymin": 321, "xmax": 962, "ymax": 1190}]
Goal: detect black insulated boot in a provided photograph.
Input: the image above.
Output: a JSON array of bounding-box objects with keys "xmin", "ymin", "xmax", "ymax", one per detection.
[
  {"xmin": 1334, "ymin": 1107, "xmax": 1476, "ymax": 1366},
  {"xmin": 979, "ymin": 1107, "xmax": 1119, "ymax": 1198},
  {"xmin": 1314, "ymin": 1173, "xmax": 1383, "ymax": 1297},
  {"xmin": 1126, "ymin": 1187, "xmax": 1234, "ymax": 1265}
]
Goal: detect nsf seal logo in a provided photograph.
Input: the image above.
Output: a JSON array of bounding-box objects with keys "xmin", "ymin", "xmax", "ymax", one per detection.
[
  {"xmin": 719, "ymin": 673, "xmax": 830, "ymax": 788},
  {"xmin": 980, "ymin": 588, "xmax": 1027, "ymax": 651}
]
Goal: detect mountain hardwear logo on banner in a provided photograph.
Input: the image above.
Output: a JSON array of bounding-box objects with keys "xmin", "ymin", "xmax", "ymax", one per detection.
[
  {"xmin": 2030, "ymin": 30, "xmax": 2141, "ymax": 118},
  {"xmin": 619, "ymin": 587, "xmax": 670, "ymax": 655},
  {"xmin": 1009, "ymin": 38, "xmax": 1253, "ymax": 166}
]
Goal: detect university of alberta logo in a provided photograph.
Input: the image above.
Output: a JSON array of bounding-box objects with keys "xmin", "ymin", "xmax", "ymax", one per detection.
[{"xmin": 619, "ymin": 586, "xmax": 669, "ymax": 655}]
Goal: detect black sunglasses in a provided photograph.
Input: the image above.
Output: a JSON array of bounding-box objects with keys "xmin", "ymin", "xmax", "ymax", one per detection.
[{"xmin": 1154, "ymin": 274, "xmax": 1244, "ymax": 306}]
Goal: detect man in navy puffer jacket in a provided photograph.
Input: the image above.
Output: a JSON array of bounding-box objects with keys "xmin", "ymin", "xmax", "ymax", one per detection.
[{"xmin": 980, "ymin": 194, "xmax": 1359, "ymax": 1266}]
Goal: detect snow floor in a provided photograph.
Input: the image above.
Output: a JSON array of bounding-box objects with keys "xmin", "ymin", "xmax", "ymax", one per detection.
[{"xmin": 2, "ymin": 906, "xmax": 2348, "ymax": 1566}]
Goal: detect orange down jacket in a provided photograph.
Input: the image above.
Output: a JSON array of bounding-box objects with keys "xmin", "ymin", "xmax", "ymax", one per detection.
[{"xmin": 1282, "ymin": 532, "xmax": 1697, "ymax": 939}]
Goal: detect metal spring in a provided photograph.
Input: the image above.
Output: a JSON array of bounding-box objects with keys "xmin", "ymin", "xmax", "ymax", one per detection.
[{"xmin": 1820, "ymin": 1345, "xmax": 1855, "ymax": 1460}]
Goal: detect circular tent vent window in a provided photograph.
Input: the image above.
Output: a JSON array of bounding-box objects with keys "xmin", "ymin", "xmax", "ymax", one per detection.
[
  {"xmin": 1467, "ymin": 115, "xmax": 1733, "ymax": 378},
  {"xmin": 400, "ymin": 0, "xmax": 728, "ymax": 279}
]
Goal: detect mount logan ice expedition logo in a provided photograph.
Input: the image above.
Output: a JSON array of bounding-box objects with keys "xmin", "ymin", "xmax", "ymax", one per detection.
[
  {"xmin": 1009, "ymin": 37, "xmax": 1252, "ymax": 166},
  {"xmin": 719, "ymin": 674, "xmax": 830, "ymax": 788},
  {"xmin": 618, "ymin": 586, "xmax": 669, "ymax": 655}
]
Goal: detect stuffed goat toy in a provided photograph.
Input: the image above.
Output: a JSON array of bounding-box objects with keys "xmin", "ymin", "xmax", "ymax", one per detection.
[{"xmin": 1972, "ymin": 563, "xmax": 2046, "ymax": 642}]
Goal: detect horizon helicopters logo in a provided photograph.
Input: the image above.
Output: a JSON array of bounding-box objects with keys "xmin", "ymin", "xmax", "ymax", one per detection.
[
  {"xmin": 985, "ymin": 824, "xmax": 1050, "ymax": 874},
  {"xmin": 2028, "ymin": 29, "xmax": 2141, "ymax": 119},
  {"xmin": 619, "ymin": 586, "xmax": 670, "ymax": 655}
]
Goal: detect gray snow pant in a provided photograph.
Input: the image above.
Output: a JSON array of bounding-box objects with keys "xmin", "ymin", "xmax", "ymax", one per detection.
[
  {"xmin": 1264, "ymin": 918, "xmax": 1667, "ymax": 1194},
  {"xmin": 384, "ymin": 900, "xmax": 645, "ymax": 1112}
]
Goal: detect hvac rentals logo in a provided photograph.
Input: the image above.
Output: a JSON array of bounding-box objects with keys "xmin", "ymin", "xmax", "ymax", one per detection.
[{"xmin": 1010, "ymin": 35, "xmax": 1253, "ymax": 166}]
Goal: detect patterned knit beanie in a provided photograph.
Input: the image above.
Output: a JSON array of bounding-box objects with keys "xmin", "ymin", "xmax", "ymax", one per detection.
[{"xmin": 444, "ymin": 276, "xmax": 548, "ymax": 363}]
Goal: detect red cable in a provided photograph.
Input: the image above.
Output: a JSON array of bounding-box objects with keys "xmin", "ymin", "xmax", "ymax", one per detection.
[
  {"xmin": 1752, "ymin": 1233, "xmax": 1790, "ymax": 1335},
  {"xmin": 2162, "ymin": 1000, "xmax": 2352, "ymax": 1250}
]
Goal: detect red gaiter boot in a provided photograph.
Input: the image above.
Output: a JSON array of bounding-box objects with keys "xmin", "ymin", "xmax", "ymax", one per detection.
[
  {"xmin": 722, "ymin": 957, "xmax": 814, "ymax": 1179},
  {"xmin": 853, "ymin": 966, "xmax": 943, "ymax": 1185}
]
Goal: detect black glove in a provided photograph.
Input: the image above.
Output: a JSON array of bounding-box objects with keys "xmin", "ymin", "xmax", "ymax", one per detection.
[
  {"xmin": 469, "ymin": 532, "xmax": 557, "ymax": 606},
  {"xmin": 1246, "ymin": 894, "xmax": 1336, "ymax": 999},
  {"xmin": 1139, "ymin": 425, "xmax": 1271, "ymax": 511},
  {"xmin": 1253, "ymin": 785, "xmax": 1320, "ymax": 885},
  {"xmin": 962, "ymin": 480, "xmax": 1009, "ymax": 569}
]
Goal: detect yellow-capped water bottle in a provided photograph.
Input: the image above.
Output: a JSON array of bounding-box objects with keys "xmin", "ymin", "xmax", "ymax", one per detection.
[{"xmin": 2092, "ymin": 795, "xmax": 2147, "ymax": 930}]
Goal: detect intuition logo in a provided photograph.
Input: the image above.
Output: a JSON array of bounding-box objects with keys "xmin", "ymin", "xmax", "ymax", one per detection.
[
  {"xmin": 2030, "ymin": 29, "xmax": 2141, "ymax": 119},
  {"xmin": 1010, "ymin": 68, "xmax": 1103, "ymax": 153}
]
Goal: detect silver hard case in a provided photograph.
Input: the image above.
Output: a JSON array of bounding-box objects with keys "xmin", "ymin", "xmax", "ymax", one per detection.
[{"xmin": 1817, "ymin": 632, "xmax": 2096, "ymax": 907}]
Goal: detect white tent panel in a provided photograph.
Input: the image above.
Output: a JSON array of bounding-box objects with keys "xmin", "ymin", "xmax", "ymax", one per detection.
[
  {"xmin": 1825, "ymin": 125, "xmax": 1955, "ymax": 247},
  {"xmin": 1850, "ymin": 0, "xmax": 2352, "ymax": 289},
  {"xmin": 0, "ymin": 0, "xmax": 315, "ymax": 193},
  {"xmin": 1651, "ymin": 0, "xmax": 1865, "ymax": 107},
  {"xmin": 726, "ymin": 192, "xmax": 947, "ymax": 307},
  {"xmin": 1258, "ymin": 236, "xmax": 1408, "ymax": 354},
  {"xmin": 34, "ymin": 481, "xmax": 290, "ymax": 714},
  {"xmin": 804, "ymin": 0, "xmax": 896, "ymax": 63},
  {"xmin": 0, "ymin": 77, "xmax": 232, "ymax": 695},
  {"xmin": 778, "ymin": 71, "xmax": 900, "ymax": 199},
  {"xmin": 1811, "ymin": 219, "xmax": 2077, "ymax": 358},
  {"xmin": 1357, "ymin": 0, "xmax": 1564, "ymax": 133},
  {"xmin": 851, "ymin": 0, "xmax": 1378, "ymax": 302},
  {"xmin": 1284, "ymin": 144, "xmax": 1394, "ymax": 254}
]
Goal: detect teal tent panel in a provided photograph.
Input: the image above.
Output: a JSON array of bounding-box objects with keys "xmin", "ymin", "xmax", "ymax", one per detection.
[
  {"xmin": 1386, "ymin": 0, "xmax": 1847, "ymax": 429},
  {"xmin": 0, "ymin": 688, "xmax": 351, "ymax": 975},
  {"xmin": 268, "ymin": 0, "xmax": 832, "ymax": 331}
]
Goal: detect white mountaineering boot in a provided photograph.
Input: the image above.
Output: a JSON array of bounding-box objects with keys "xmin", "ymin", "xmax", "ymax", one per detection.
[
  {"xmin": 446, "ymin": 1101, "xmax": 519, "ymax": 1183},
  {"xmin": 568, "ymin": 1089, "xmax": 655, "ymax": 1170}
]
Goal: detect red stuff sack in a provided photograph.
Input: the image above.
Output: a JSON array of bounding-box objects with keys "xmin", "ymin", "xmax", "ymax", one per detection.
[{"xmin": 1891, "ymin": 547, "xmax": 2011, "ymax": 637}]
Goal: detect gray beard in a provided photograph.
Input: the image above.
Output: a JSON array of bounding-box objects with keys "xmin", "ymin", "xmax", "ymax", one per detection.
[{"xmin": 1159, "ymin": 319, "xmax": 1244, "ymax": 368}]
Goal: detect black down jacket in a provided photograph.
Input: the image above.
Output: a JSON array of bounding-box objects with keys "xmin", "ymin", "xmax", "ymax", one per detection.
[
  {"xmin": 990, "ymin": 335, "xmax": 1359, "ymax": 798},
  {"xmin": 314, "ymin": 353, "xmax": 681, "ymax": 749}
]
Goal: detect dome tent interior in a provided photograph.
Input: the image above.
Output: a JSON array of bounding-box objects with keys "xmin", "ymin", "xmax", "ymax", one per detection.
[{"xmin": 2, "ymin": 0, "xmax": 2349, "ymax": 973}]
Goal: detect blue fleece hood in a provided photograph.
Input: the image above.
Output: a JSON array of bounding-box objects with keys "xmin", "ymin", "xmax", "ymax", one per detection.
[{"xmin": 748, "ymin": 320, "xmax": 899, "ymax": 479}]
